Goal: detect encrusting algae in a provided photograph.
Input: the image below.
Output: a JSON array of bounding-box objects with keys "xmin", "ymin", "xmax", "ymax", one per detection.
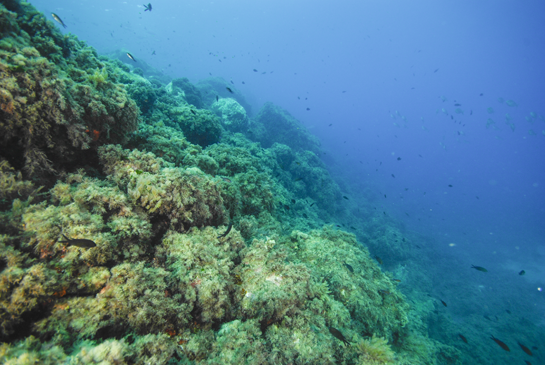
[{"xmin": 0, "ymin": 1, "xmax": 464, "ymax": 364}]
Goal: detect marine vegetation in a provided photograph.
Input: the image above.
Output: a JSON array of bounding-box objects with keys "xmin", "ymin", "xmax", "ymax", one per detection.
[{"xmin": 0, "ymin": 1, "xmax": 464, "ymax": 364}]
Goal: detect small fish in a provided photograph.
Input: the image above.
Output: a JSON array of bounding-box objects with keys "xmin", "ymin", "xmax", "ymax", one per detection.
[
  {"xmin": 440, "ymin": 300, "xmax": 447, "ymax": 307},
  {"xmin": 328, "ymin": 123, "xmax": 332, "ymax": 126},
  {"xmin": 230, "ymin": 80, "xmax": 234, "ymax": 85},
  {"xmin": 217, "ymin": 222, "xmax": 232, "ymax": 239},
  {"xmin": 253, "ymin": 69, "xmax": 258, "ymax": 72},
  {"xmin": 471, "ymin": 265, "xmax": 488, "ymax": 272},
  {"xmin": 374, "ymin": 255, "xmax": 383, "ymax": 265},
  {"xmin": 226, "ymin": 87, "xmax": 233, "ymax": 93},
  {"xmin": 459, "ymin": 334, "xmax": 468, "ymax": 343},
  {"xmin": 490, "ymin": 335, "xmax": 510, "ymax": 351},
  {"xmin": 343, "ymin": 196, "xmax": 349, "ymax": 200},
  {"xmin": 454, "ymin": 103, "xmax": 461, "ymax": 106},
  {"xmin": 434, "ymin": 68, "xmax": 439, "ymax": 73},
  {"xmin": 391, "ymin": 174, "xmax": 395, "ymax": 178},
  {"xmin": 190, "ymin": 110, "xmax": 196, "ymax": 115},
  {"xmin": 397, "ymin": 157, "xmax": 401, "ymax": 161},
  {"xmin": 221, "ymin": 177, "xmax": 231, "ymax": 183},
  {"xmin": 151, "ymin": 50, "xmax": 156, "ymax": 55},
  {"xmin": 126, "ymin": 53, "xmax": 137, "ymax": 62},
  {"xmin": 51, "ymin": 13, "xmax": 67, "ymax": 28},
  {"xmin": 306, "ymin": 108, "xmax": 310, "ymax": 111},
  {"xmin": 291, "ymin": 199, "xmax": 296, "ymax": 204},
  {"xmin": 328, "ymin": 327, "xmax": 349, "ymax": 345},
  {"xmin": 216, "ymin": 95, "xmax": 219, "ymax": 102},
  {"xmin": 379, "ymin": 289, "xmax": 392, "ymax": 295},
  {"xmin": 143, "ymin": 3, "xmax": 152, "ymax": 11},
  {"xmin": 519, "ymin": 270, "xmax": 525, "ymax": 276},
  {"xmin": 309, "ymin": 203, "xmax": 315, "ymax": 207},
  {"xmin": 242, "ymin": 81, "xmax": 245, "ymax": 84},
  {"xmin": 284, "ymin": 205, "xmax": 290, "ymax": 211},
  {"xmin": 518, "ymin": 342, "xmax": 533, "ymax": 356},
  {"xmin": 448, "ymin": 184, "xmax": 453, "ymax": 187},
  {"xmin": 59, "ymin": 234, "xmax": 96, "ymax": 248},
  {"xmin": 302, "ymin": 213, "xmax": 308, "ymax": 218},
  {"xmin": 524, "ymin": 361, "xmax": 532, "ymax": 365},
  {"xmin": 506, "ymin": 310, "xmax": 511, "ymax": 314},
  {"xmin": 344, "ymin": 263, "xmax": 353, "ymax": 272}
]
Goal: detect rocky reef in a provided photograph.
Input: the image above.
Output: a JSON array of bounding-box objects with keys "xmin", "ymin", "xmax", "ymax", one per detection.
[{"xmin": 0, "ymin": 1, "xmax": 461, "ymax": 364}]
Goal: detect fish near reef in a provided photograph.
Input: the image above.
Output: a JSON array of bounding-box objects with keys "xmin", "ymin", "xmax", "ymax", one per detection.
[
  {"xmin": 59, "ymin": 234, "xmax": 96, "ymax": 248},
  {"xmin": 490, "ymin": 335, "xmax": 510, "ymax": 351},
  {"xmin": 217, "ymin": 222, "xmax": 232, "ymax": 239},
  {"xmin": 344, "ymin": 263, "xmax": 353, "ymax": 273},
  {"xmin": 458, "ymin": 334, "xmax": 468, "ymax": 343},
  {"xmin": 126, "ymin": 52, "xmax": 137, "ymax": 62},
  {"xmin": 226, "ymin": 87, "xmax": 233, "ymax": 93},
  {"xmin": 51, "ymin": 13, "xmax": 67, "ymax": 28},
  {"xmin": 440, "ymin": 299, "xmax": 447, "ymax": 307},
  {"xmin": 328, "ymin": 327, "xmax": 350, "ymax": 345},
  {"xmin": 471, "ymin": 265, "xmax": 488, "ymax": 272}
]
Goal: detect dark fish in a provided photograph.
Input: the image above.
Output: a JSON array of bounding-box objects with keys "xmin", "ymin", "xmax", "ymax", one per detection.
[
  {"xmin": 448, "ymin": 184, "xmax": 453, "ymax": 187},
  {"xmin": 384, "ymin": 194, "xmax": 386, "ymax": 198},
  {"xmin": 328, "ymin": 327, "xmax": 349, "ymax": 345},
  {"xmin": 151, "ymin": 50, "xmax": 156, "ymax": 55},
  {"xmin": 242, "ymin": 81, "xmax": 245, "ymax": 84},
  {"xmin": 328, "ymin": 123, "xmax": 332, "ymax": 126},
  {"xmin": 484, "ymin": 315, "xmax": 492, "ymax": 321},
  {"xmin": 291, "ymin": 199, "xmax": 296, "ymax": 204},
  {"xmin": 480, "ymin": 93, "xmax": 484, "ymax": 96},
  {"xmin": 306, "ymin": 108, "xmax": 310, "ymax": 111},
  {"xmin": 434, "ymin": 68, "xmax": 439, "ymax": 73},
  {"xmin": 490, "ymin": 335, "xmax": 510, "ymax": 351},
  {"xmin": 143, "ymin": 3, "xmax": 152, "ymax": 11},
  {"xmin": 216, "ymin": 95, "xmax": 219, "ymax": 102},
  {"xmin": 59, "ymin": 234, "xmax": 96, "ymax": 248},
  {"xmin": 391, "ymin": 174, "xmax": 395, "ymax": 178},
  {"xmin": 217, "ymin": 222, "xmax": 232, "ymax": 239},
  {"xmin": 343, "ymin": 196, "xmax": 349, "ymax": 200},
  {"xmin": 374, "ymin": 255, "xmax": 383, "ymax": 265},
  {"xmin": 440, "ymin": 300, "xmax": 447, "ymax": 307},
  {"xmin": 253, "ymin": 69, "xmax": 258, "ymax": 72},
  {"xmin": 226, "ymin": 87, "xmax": 233, "ymax": 93},
  {"xmin": 126, "ymin": 52, "xmax": 137, "ymax": 62},
  {"xmin": 524, "ymin": 361, "xmax": 532, "ymax": 365},
  {"xmin": 230, "ymin": 80, "xmax": 234, "ymax": 85},
  {"xmin": 518, "ymin": 342, "xmax": 533, "ymax": 356},
  {"xmin": 51, "ymin": 13, "xmax": 67, "ymax": 28},
  {"xmin": 302, "ymin": 213, "xmax": 308, "ymax": 218},
  {"xmin": 284, "ymin": 205, "xmax": 290, "ymax": 211},
  {"xmin": 190, "ymin": 110, "xmax": 196, "ymax": 115},
  {"xmin": 471, "ymin": 265, "xmax": 488, "ymax": 272},
  {"xmin": 397, "ymin": 157, "xmax": 401, "ymax": 161},
  {"xmin": 393, "ymin": 279, "xmax": 401, "ymax": 282},
  {"xmin": 344, "ymin": 263, "xmax": 353, "ymax": 273},
  {"xmin": 505, "ymin": 310, "xmax": 511, "ymax": 314},
  {"xmin": 519, "ymin": 270, "xmax": 525, "ymax": 276},
  {"xmin": 454, "ymin": 103, "xmax": 461, "ymax": 106},
  {"xmin": 459, "ymin": 334, "xmax": 468, "ymax": 343}
]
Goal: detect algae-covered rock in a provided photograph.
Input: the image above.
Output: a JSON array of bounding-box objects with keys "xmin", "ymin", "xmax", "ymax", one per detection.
[
  {"xmin": 252, "ymin": 102, "xmax": 321, "ymax": 153},
  {"xmin": 211, "ymin": 97, "xmax": 249, "ymax": 132},
  {"xmin": 0, "ymin": 2, "xmax": 140, "ymax": 177},
  {"xmin": 168, "ymin": 77, "xmax": 203, "ymax": 109}
]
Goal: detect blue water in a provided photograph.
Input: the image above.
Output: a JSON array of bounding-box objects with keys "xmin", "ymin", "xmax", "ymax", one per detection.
[{"xmin": 29, "ymin": 0, "xmax": 545, "ymax": 362}]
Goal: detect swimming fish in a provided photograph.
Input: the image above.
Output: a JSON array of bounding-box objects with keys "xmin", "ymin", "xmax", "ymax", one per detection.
[
  {"xmin": 519, "ymin": 270, "xmax": 525, "ymax": 276},
  {"xmin": 143, "ymin": 3, "xmax": 152, "ymax": 11},
  {"xmin": 51, "ymin": 13, "xmax": 67, "ymax": 28},
  {"xmin": 440, "ymin": 300, "xmax": 447, "ymax": 307},
  {"xmin": 216, "ymin": 95, "xmax": 219, "ymax": 102},
  {"xmin": 374, "ymin": 255, "xmax": 383, "ymax": 265},
  {"xmin": 126, "ymin": 53, "xmax": 137, "ymax": 62},
  {"xmin": 518, "ymin": 342, "xmax": 533, "ymax": 356},
  {"xmin": 328, "ymin": 327, "xmax": 349, "ymax": 345},
  {"xmin": 490, "ymin": 335, "xmax": 510, "ymax": 351},
  {"xmin": 471, "ymin": 265, "xmax": 488, "ymax": 272},
  {"xmin": 344, "ymin": 263, "xmax": 353, "ymax": 273},
  {"xmin": 226, "ymin": 87, "xmax": 233, "ymax": 93},
  {"xmin": 59, "ymin": 234, "xmax": 96, "ymax": 248},
  {"xmin": 343, "ymin": 196, "xmax": 349, "ymax": 200},
  {"xmin": 217, "ymin": 222, "xmax": 232, "ymax": 239},
  {"xmin": 459, "ymin": 334, "xmax": 468, "ymax": 343}
]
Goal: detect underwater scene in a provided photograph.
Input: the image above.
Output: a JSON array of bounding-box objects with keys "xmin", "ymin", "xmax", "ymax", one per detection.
[{"xmin": 1, "ymin": 0, "xmax": 544, "ymax": 364}]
